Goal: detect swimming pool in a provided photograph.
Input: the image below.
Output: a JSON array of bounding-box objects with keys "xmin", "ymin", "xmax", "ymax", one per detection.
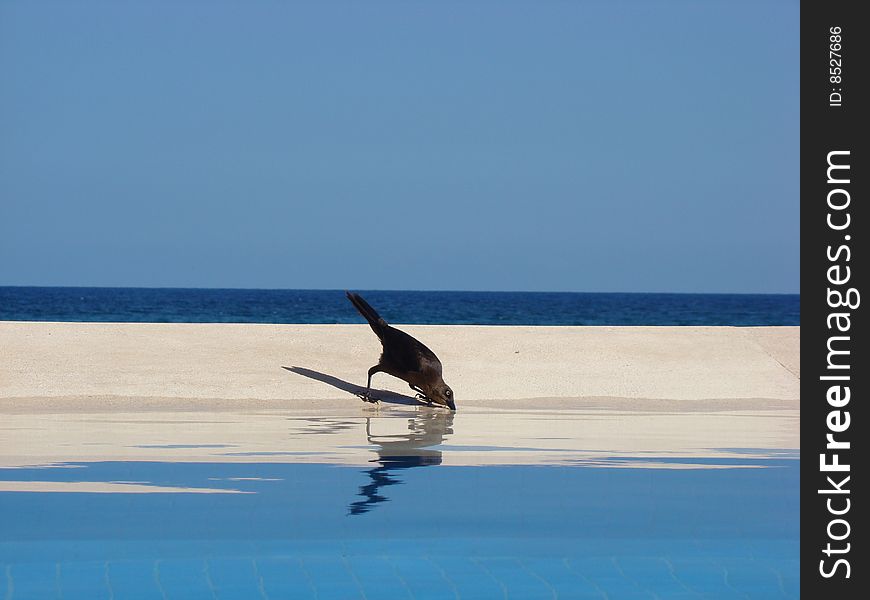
[{"xmin": 1, "ymin": 405, "xmax": 798, "ymax": 599}]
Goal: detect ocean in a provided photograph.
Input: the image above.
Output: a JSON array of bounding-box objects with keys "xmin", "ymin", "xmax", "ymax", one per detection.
[{"xmin": 0, "ymin": 287, "xmax": 799, "ymax": 326}]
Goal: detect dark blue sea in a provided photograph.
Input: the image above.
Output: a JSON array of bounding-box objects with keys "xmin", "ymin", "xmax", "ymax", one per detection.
[{"xmin": 0, "ymin": 287, "xmax": 799, "ymax": 326}]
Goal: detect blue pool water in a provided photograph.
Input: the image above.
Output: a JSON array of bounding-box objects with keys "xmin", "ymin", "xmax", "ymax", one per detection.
[
  {"xmin": 0, "ymin": 287, "xmax": 799, "ymax": 326},
  {"xmin": 1, "ymin": 461, "xmax": 798, "ymax": 599},
  {"xmin": 0, "ymin": 409, "xmax": 799, "ymax": 599}
]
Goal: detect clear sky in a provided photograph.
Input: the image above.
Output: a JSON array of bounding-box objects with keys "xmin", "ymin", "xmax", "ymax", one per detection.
[{"xmin": 0, "ymin": 0, "xmax": 799, "ymax": 293}]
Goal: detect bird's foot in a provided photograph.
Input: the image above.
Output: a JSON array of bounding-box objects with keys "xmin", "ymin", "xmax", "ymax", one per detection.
[
  {"xmin": 414, "ymin": 393, "xmax": 434, "ymax": 406},
  {"xmin": 356, "ymin": 392, "xmax": 380, "ymax": 404}
]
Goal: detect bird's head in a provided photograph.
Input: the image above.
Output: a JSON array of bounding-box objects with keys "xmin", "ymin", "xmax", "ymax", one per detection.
[{"xmin": 426, "ymin": 381, "xmax": 456, "ymax": 411}]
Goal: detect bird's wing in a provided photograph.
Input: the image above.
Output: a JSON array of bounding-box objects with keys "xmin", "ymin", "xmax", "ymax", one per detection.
[{"xmin": 382, "ymin": 327, "xmax": 441, "ymax": 375}]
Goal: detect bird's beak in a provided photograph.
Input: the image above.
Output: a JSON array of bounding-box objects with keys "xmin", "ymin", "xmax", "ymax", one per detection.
[{"xmin": 447, "ymin": 400, "xmax": 456, "ymax": 411}]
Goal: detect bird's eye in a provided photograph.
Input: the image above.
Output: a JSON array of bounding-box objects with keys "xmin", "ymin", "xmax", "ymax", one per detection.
[{"xmin": 445, "ymin": 389, "xmax": 452, "ymax": 397}]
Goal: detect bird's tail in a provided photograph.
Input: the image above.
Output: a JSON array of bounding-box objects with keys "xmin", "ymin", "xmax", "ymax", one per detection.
[{"xmin": 346, "ymin": 291, "xmax": 388, "ymax": 340}]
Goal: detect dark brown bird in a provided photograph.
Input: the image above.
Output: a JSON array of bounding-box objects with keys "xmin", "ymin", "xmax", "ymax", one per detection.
[{"xmin": 346, "ymin": 291, "xmax": 455, "ymax": 410}]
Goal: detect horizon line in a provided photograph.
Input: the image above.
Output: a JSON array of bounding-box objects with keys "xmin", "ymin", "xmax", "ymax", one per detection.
[{"xmin": 0, "ymin": 285, "xmax": 800, "ymax": 296}]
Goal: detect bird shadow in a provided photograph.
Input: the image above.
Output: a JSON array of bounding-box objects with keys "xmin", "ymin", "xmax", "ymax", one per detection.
[{"xmin": 282, "ymin": 366, "xmax": 421, "ymax": 406}]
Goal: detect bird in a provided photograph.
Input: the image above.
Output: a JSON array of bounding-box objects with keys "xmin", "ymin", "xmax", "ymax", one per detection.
[{"xmin": 346, "ymin": 291, "xmax": 456, "ymax": 410}]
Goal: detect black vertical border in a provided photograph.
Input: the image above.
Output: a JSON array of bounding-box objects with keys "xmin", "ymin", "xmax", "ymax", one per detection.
[{"xmin": 802, "ymin": 0, "xmax": 867, "ymax": 596}]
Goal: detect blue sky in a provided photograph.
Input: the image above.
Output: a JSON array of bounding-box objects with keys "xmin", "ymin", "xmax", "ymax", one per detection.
[{"xmin": 0, "ymin": 0, "xmax": 799, "ymax": 293}]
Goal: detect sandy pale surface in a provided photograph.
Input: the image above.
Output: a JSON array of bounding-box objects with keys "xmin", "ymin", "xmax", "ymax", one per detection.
[
  {"xmin": 0, "ymin": 323, "xmax": 799, "ymax": 472},
  {"xmin": 0, "ymin": 322, "xmax": 799, "ymax": 404}
]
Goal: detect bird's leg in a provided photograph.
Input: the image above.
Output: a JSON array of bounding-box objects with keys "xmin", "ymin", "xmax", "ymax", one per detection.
[{"xmin": 357, "ymin": 365, "xmax": 382, "ymax": 403}]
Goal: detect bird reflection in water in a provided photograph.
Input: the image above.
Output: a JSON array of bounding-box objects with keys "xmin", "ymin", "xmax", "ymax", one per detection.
[{"xmin": 349, "ymin": 409, "xmax": 454, "ymax": 515}]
